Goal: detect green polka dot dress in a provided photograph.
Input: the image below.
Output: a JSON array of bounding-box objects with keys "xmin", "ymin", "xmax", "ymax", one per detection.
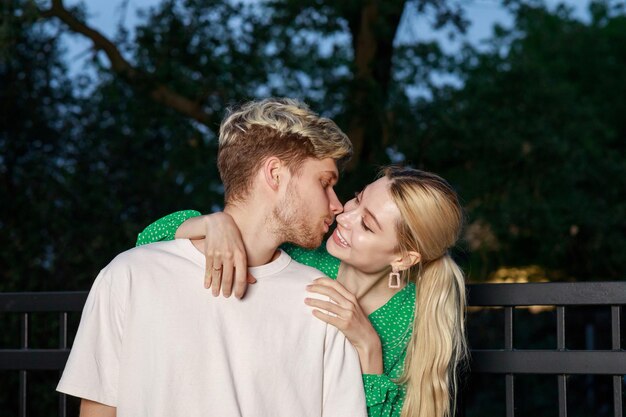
[{"xmin": 137, "ymin": 210, "xmax": 416, "ymax": 417}]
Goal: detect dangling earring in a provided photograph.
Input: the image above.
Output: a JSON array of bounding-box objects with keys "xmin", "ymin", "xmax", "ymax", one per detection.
[{"xmin": 388, "ymin": 267, "xmax": 401, "ymax": 289}]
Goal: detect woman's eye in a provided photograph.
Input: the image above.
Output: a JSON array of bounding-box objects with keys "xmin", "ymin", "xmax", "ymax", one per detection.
[
  {"xmin": 361, "ymin": 219, "xmax": 372, "ymax": 232},
  {"xmin": 354, "ymin": 192, "xmax": 360, "ymax": 204}
]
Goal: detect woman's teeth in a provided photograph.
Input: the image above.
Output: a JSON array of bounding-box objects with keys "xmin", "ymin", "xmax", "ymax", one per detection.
[{"xmin": 336, "ymin": 230, "xmax": 349, "ymax": 247}]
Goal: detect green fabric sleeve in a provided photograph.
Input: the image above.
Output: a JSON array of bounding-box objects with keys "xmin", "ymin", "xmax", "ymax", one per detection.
[
  {"xmin": 280, "ymin": 242, "xmax": 340, "ymax": 279},
  {"xmin": 362, "ymin": 373, "xmax": 403, "ymax": 417},
  {"xmin": 135, "ymin": 210, "xmax": 202, "ymax": 246}
]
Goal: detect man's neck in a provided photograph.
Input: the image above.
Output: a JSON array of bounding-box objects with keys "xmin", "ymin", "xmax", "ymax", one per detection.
[{"xmin": 223, "ymin": 204, "xmax": 281, "ymax": 267}]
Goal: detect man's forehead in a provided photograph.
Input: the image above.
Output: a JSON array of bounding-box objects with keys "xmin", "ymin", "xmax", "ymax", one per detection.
[
  {"xmin": 301, "ymin": 157, "xmax": 339, "ymax": 176},
  {"xmin": 315, "ymin": 164, "xmax": 339, "ymax": 181}
]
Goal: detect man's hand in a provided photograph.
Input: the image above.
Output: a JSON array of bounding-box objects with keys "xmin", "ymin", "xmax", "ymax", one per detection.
[{"xmin": 80, "ymin": 399, "xmax": 116, "ymax": 417}]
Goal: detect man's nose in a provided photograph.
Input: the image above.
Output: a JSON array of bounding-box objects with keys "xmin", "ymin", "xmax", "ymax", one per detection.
[{"xmin": 328, "ymin": 189, "xmax": 343, "ymax": 215}]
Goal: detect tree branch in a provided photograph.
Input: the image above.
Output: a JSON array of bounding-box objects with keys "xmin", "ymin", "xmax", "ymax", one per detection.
[{"xmin": 40, "ymin": 0, "xmax": 212, "ymax": 126}]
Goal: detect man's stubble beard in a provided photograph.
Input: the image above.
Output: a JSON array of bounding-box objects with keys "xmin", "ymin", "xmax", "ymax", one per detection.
[{"xmin": 270, "ymin": 180, "xmax": 324, "ymax": 249}]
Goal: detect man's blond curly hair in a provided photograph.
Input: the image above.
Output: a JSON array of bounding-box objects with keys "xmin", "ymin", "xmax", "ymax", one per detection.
[{"xmin": 218, "ymin": 98, "xmax": 352, "ymax": 203}]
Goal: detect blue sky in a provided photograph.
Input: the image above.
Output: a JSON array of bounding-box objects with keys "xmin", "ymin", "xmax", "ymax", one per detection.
[{"xmin": 62, "ymin": 0, "xmax": 593, "ymax": 79}]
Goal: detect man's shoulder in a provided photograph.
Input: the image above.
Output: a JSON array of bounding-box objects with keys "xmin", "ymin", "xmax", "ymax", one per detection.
[
  {"xmin": 117, "ymin": 239, "xmax": 184, "ymax": 260},
  {"xmin": 92, "ymin": 240, "xmax": 198, "ymax": 296},
  {"xmin": 106, "ymin": 240, "xmax": 190, "ymax": 272},
  {"xmin": 284, "ymin": 258, "xmax": 327, "ymax": 281}
]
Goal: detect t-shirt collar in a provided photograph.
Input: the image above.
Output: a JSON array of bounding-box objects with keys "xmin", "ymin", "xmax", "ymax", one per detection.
[
  {"xmin": 181, "ymin": 239, "xmax": 291, "ymax": 278},
  {"xmin": 248, "ymin": 249, "xmax": 291, "ymax": 278}
]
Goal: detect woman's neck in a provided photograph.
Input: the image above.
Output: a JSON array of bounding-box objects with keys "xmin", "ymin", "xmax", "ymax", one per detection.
[{"xmin": 337, "ymin": 263, "xmax": 405, "ymax": 315}]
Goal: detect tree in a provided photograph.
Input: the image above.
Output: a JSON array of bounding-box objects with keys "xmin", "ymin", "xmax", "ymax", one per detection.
[
  {"xmin": 402, "ymin": 1, "xmax": 626, "ymax": 280},
  {"xmin": 35, "ymin": 0, "xmax": 468, "ymax": 173},
  {"xmin": 6, "ymin": 0, "xmax": 625, "ymax": 291},
  {"xmin": 0, "ymin": 0, "xmax": 81, "ymax": 290}
]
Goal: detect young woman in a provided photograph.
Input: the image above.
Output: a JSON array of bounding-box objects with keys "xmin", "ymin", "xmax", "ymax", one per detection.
[{"xmin": 137, "ymin": 166, "xmax": 467, "ymax": 417}]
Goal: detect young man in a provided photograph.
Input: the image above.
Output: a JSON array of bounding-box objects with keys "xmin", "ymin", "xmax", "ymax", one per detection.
[{"xmin": 57, "ymin": 98, "xmax": 367, "ymax": 417}]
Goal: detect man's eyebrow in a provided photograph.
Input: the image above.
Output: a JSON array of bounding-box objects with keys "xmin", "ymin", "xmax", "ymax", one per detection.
[{"xmin": 323, "ymin": 171, "xmax": 338, "ymax": 182}]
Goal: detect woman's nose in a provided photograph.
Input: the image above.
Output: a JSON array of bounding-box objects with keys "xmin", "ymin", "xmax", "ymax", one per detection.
[
  {"xmin": 336, "ymin": 212, "xmax": 348, "ymax": 228},
  {"xmin": 336, "ymin": 209, "xmax": 356, "ymax": 228}
]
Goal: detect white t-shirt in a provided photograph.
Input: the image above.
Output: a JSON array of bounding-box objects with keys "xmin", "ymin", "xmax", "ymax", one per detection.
[{"xmin": 57, "ymin": 239, "xmax": 366, "ymax": 417}]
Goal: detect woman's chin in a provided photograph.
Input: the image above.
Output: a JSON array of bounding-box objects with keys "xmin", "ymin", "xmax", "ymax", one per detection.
[
  {"xmin": 325, "ymin": 238, "xmax": 346, "ymax": 260},
  {"xmin": 325, "ymin": 238, "xmax": 339, "ymax": 256}
]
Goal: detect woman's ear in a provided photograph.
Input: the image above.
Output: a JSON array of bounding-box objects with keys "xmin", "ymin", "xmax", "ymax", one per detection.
[
  {"xmin": 262, "ymin": 157, "xmax": 283, "ymax": 191},
  {"xmin": 393, "ymin": 251, "xmax": 421, "ymax": 272}
]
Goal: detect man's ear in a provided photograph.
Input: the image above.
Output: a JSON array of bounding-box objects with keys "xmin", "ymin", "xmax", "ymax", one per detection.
[
  {"xmin": 262, "ymin": 157, "xmax": 283, "ymax": 191},
  {"xmin": 392, "ymin": 251, "xmax": 421, "ymax": 272}
]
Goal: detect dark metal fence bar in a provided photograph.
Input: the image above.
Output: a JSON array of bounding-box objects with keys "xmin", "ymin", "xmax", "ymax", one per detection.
[
  {"xmin": 0, "ymin": 292, "xmax": 88, "ymax": 312},
  {"xmin": 505, "ymin": 307, "xmax": 513, "ymax": 348},
  {"xmin": 557, "ymin": 306, "xmax": 567, "ymax": 417},
  {"xmin": 505, "ymin": 376, "xmax": 515, "ymax": 417},
  {"xmin": 612, "ymin": 306, "xmax": 622, "ymax": 417},
  {"xmin": 557, "ymin": 306, "xmax": 565, "ymax": 348},
  {"xmin": 504, "ymin": 307, "xmax": 514, "ymax": 417},
  {"xmin": 612, "ymin": 306, "xmax": 621, "ymax": 349},
  {"xmin": 472, "ymin": 350, "xmax": 626, "ymax": 374},
  {"xmin": 614, "ymin": 375, "xmax": 622, "ymax": 417},
  {"xmin": 59, "ymin": 312, "xmax": 68, "ymax": 417},
  {"xmin": 20, "ymin": 313, "xmax": 28, "ymax": 417},
  {"xmin": 467, "ymin": 282, "xmax": 626, "ymax": 306},
  {"xmin": 558, "ymin": 376, "xmax": 567, "ymax": 417},
  {"xmin": 0, "ymin": 349, "xmax": 73, "ymax": 370}
]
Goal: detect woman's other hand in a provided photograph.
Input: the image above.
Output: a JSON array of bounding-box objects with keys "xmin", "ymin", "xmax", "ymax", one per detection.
[
  {"xmin": 305, "ymin": 277, "xmax": 383, "ymax": 374},
  {"xmin": 176, "ymin": 212, "xmax": 256, "ymax": 298}
]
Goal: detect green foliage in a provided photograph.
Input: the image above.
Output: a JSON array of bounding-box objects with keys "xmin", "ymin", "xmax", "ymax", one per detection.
[
  {"xmin": 1, "ymin": 0, "xmax": 625, "ymax": 295},
  {"xmin": 400, "ymin": 1, "xmax": 626, "ymax": 280},
  {"xmin": 0, "ymin": 1, "xmax": 81, "ymax": 290}
]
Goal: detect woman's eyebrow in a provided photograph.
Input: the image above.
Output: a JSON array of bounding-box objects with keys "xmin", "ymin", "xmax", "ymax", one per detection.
[
  {"xmin": 364, "ymin": 207, "xmax": 382, "ymax": 231},
  {"xmin": 361, "ymin": 187, "xmax": 382, "ymax": 231}
]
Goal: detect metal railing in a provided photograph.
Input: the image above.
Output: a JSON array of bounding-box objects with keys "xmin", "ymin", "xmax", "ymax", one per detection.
[
  {"xmin": 1, "ymin": 282, "xmax": 625, "ymax": 416},
  {"xmin": 466, "ymin": 282, "xmax": 626, "ymax": 417},
  {"xmin": 0, "ymin": 292, "xmax": 88, "ymax": 417}
]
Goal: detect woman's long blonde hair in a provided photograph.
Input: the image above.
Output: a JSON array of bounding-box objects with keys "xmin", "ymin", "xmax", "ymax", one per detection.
[{"xmin": 385, "ymin": 166, "xmax": 467, "ymax": 417}]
